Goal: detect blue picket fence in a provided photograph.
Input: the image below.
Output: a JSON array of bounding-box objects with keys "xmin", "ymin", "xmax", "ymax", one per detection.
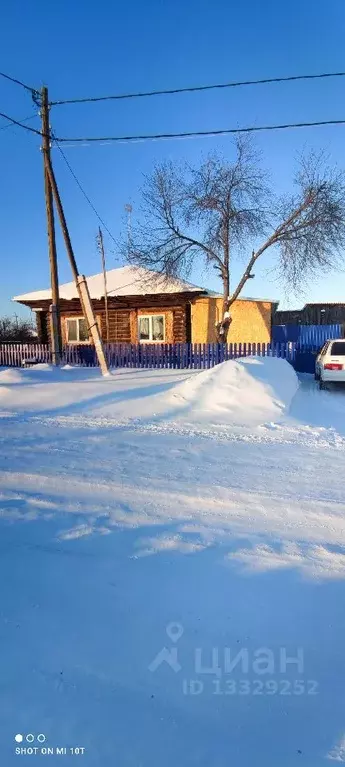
[
  {"xmin": 78, "ymin": 341, "xmax": 320, "ymax": 373},
  {"xmin": 0, "ymin": 341, "xmax": 323, "ymax": 374},
  {"xmin": 272, "ymin": 323, "xmax": 342, "ymax": 345},
  {"xmin": 67, "ymin": 342, "xmax": 289, "ymax": 369}
]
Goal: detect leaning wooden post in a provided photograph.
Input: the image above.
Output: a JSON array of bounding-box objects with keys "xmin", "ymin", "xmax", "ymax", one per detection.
[
  {"xmin": 44, "ymin": 153, "xmax": 109, "ymax": 376},
  {"xmin": 76, "ymin": 275, "xmax": 109, "ymax": 372}
]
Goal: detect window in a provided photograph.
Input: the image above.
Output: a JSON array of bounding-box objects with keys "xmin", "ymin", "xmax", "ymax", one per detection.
[
  {"xmin": 138, "ymin": 314, "xmax": 165, "ymax": 342},
  {"xmin": 331, "ymin": 341, "xmax": 345, "ymax": 356},
  {"xmin": 66, "ymin": 317, "xmax": 89, "ymax": 343}
]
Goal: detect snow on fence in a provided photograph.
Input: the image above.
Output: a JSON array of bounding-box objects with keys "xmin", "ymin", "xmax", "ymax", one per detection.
[{"xmin": 0, "ymin": 341, "xmax": 320, "ymax": 373}]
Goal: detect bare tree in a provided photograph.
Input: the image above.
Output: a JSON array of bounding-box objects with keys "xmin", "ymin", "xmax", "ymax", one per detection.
[
  {"xmin": 128, "ymin": 138, "xmax": 345, "ymax": 341},
  {"xmin": 0, "ymin": 316, "xmax": 36, "ymax": 343}
]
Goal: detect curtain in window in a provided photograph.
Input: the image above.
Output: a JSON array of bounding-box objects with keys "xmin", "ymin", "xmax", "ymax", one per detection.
[
  {"xmin": 139, "ymin": 317, "xmax": 150, "ymax": 340},
  {"xmin": 78, "ymin": 319, "xmax": 89, "ymax": 342},
  {"xmin": 152, "ymin": 315, "xmax": 164, "ymax": 341},
  {"xmin": 67, "ymin": 319, "xmax": 77, "ymax": 342}
]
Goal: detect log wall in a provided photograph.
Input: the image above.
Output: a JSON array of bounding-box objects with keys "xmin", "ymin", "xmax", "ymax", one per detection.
[{"xmin": 34, "ymin": 295, "xmax": 191, "ymax": 344}]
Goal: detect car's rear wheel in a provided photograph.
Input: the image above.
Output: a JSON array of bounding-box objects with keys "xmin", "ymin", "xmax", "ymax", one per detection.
[{"xmin": 319, "ymin": 378, "xmax": 326, "ymax": 390}]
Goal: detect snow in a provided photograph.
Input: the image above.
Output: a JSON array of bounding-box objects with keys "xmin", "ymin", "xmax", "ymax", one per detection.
[
  {"xmin": 12, "ymin": 265, "xmax": 203, "ymax": 302},
  {"xmin": 1, "ymin": 358, "xmax": 345, "ymax": 765},
  {"xmin": 12, "ymin": 265, "xmax": 278, "ymax": 305},
  {"xmin": 171, "ymin": 356, "xmax": 298, "ymax": 425}
]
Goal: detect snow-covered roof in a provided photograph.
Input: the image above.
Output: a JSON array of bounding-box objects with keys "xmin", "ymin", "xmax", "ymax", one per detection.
[
  {"xmin": 13, "ymin": 266, "xmax": 204, "ymax": 303},
  {"xmin": 13, "ymin": 264, "xmax": 279, "ymax": 305},
  {"xmin": 303, "ymin": 302, "xmax": 345, "ymax": 307}
]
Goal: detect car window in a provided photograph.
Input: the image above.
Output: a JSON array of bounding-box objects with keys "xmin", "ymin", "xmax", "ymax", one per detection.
[
  {"xmin": 320, "ymin": 343, "xmax": 329, "ymax": 356},
  {"xmin": 331, "ymin": 341, "xmax": 345, "ymax": 356}
]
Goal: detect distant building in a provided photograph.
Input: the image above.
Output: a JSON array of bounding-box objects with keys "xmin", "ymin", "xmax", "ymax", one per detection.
[{"xmin": 274, "ymin": 303, "xmax": 345, "ymax": 326}]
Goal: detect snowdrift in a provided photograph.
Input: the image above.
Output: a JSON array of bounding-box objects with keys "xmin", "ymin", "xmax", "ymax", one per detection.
[
  {"xmin": 0, "ymin": 368, "xmax": 26, "ymax": 385},
  {"xmin": 0, "ymin": 364, "xmax": 55, "ymax": 386},
  {"xmin": 171, "ymin": 356, "xmax": 299, "ymax": 426}
]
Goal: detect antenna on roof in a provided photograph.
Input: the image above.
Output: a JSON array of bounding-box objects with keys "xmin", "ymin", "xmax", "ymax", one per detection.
[
  {"xmin": 124, "ymin": 203, "xmax": 132, "ymax": 258},
  {"xmin": 96, "ymin": 227, "xmax": 110, "ymax": 343}
]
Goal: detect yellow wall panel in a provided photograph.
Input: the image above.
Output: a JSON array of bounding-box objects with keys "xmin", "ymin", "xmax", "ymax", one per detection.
[{"xmin": 191, "ymin": 297, "xmax": 271, "ymax": 343}]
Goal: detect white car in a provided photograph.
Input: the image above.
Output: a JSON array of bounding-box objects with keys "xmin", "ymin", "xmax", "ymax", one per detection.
[{"xmin": 315, "ymin": 339, "xmax": 345, "ymax": 388}]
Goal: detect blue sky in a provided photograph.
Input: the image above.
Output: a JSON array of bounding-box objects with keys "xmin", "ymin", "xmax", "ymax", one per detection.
[{"xmin": 1, "ymin": 0, "xmax": 345, "ymax": 318}]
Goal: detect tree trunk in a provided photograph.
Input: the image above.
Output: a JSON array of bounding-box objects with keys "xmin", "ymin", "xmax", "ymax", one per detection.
[{"xmin": 216, "ymin": 275, "xmax": 232, "ymax": 344}]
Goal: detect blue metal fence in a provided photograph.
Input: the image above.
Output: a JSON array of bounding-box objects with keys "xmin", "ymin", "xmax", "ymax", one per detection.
[{"xmin": 272, "ymin": 323, "xmax": 343, "ymax": 345}]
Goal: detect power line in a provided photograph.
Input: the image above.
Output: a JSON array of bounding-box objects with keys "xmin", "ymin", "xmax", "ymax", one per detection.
[
  {"xmin": 53, "ymin": 118, "xmax": 345, "ymax": 145},
  {"xmin": 0, "ymin": 109, "xmax": 118, "ymax": 246},
  {"xmin": 0, "ymin": 111, "xmax": 42, "ymax": 136},
  {"xmin": 2, "ymin": 108, "xmax": 345, "ymax": 147},
  {"xmin": 0, "ymin": 70, "xmax": 38, "ymax": 95},
  {"xmin": 0, "ymin": 113, "xmax": 38, "ymax": 132},
  {"xmin": 52, "ymin": 135, "xmax": 119, "ymax": 247},
  {"xmin": 50, "ymin": 71, "xmax": 345, "ymax": 106}
]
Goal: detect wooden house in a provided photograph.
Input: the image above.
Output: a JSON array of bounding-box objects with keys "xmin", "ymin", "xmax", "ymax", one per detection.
[{"xmin": 13, "ymin": 266, "xmax": 277, "ymax": 345}]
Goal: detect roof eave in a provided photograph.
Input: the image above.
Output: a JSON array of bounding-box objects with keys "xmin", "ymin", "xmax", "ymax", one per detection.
[{"xmin": 13, "ymin": 288, "xmax": 208, "ymax": 307}]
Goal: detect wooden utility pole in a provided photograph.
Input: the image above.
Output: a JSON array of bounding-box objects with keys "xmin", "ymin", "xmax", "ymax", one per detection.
[
  {"xmin": 44, "ymin": 154, "xmax": 110, "ymax": 377},
  {"xmin": 41, "ymin": 85, "xmax": 62, "ymax": 364},
  {"xmin": 97, "ymin": 227, "xmax": 110, "ymax": 342}
]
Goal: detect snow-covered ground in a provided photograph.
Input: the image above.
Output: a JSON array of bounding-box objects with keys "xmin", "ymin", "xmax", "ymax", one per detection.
[{"xmin": 1, "ymin": 359, "xmax": 345, "ymax": 765}]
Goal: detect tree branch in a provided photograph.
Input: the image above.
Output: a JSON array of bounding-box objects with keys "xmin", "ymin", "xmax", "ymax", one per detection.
[{"xmin": 229, "ymin": 191, "xmax": 316, "ymax": 305}]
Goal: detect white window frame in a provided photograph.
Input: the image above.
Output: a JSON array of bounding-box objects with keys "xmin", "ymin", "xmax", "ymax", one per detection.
[
  {"xmin": 66, "ymin": 316, "xmax": 89, "ymax": 344},
  {"xmin": 138, "ymin": 314, "xmax": 165, "ymax": 343}
]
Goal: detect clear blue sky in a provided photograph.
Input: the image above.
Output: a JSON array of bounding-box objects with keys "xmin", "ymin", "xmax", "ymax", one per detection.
[{"xmin": 1, "ymin": 0, "xmax": 345, "ymax": 318}]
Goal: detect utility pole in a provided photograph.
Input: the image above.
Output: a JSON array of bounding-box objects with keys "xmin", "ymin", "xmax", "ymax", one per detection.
[
  {"xmin": 41, "ymin": 85, "xmax": 62, "ymax": 364},
  {"xmin": 97, "ymin": 228, "xmax": 110, "ymax": 343},
  {"xmin": 44, "ymin": 154, "xmax": 109, "ymax": 377}
]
